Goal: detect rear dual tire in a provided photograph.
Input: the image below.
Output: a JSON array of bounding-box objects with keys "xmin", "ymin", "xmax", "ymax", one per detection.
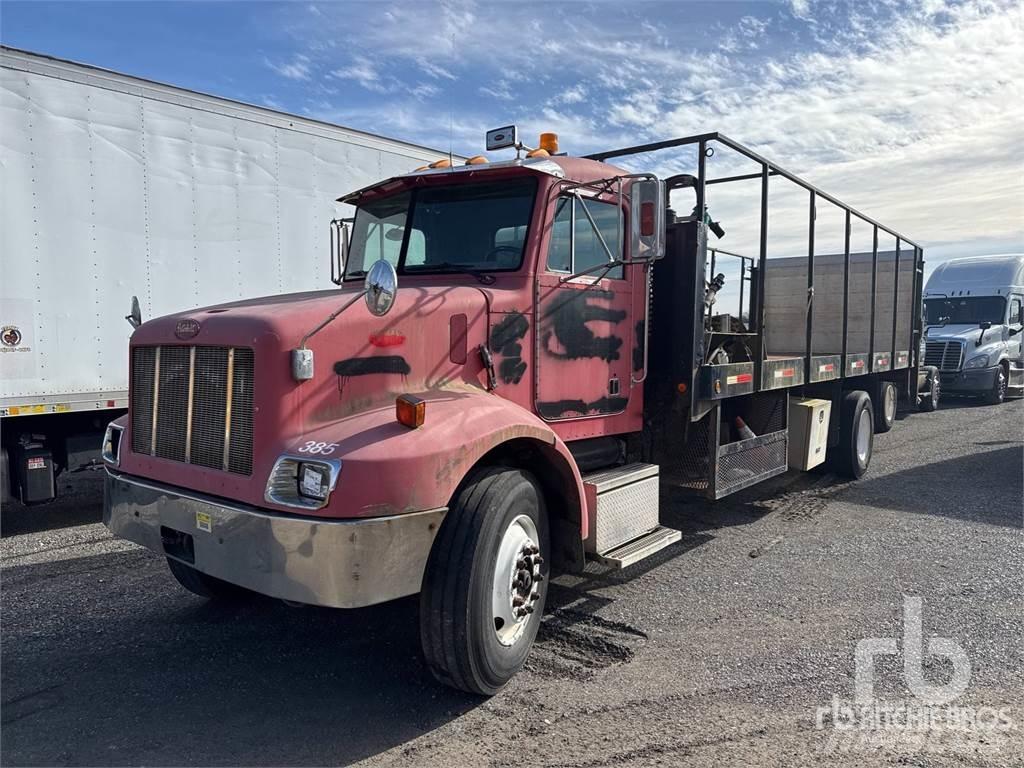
[
  {"xmin": 420, "ymin": 467, "xmax": 549, "ymax": 696},
  {"xmin": 874, "ymin": 381, "xmax": 897, "ymax": 433},
  {"xmin": 833, "ymin": 390, "xmax": 874, "ymax": 479}
]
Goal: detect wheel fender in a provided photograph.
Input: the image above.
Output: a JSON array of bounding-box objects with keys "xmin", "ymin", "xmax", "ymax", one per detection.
[{"xmin": 301, "ymin": 389, "xmax": 587, "ymax": 534}]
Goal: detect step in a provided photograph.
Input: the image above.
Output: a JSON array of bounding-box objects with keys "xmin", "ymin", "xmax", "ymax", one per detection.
[
  {"xmin": 583, "ymin": 463, "xmax": 660, "ymax": 555},
  {"xmin": 591, "ymin": 526, "xmax": 682, "ymax": 569}
]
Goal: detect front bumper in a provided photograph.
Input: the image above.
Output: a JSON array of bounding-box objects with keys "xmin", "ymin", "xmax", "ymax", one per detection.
[
  {"xmin": 104, "ymin": 470, "xmax": 446, "ymax": 609},
  {"xmin": 939, "ymin": 365, "xmax": 999, "ymax": 393}
]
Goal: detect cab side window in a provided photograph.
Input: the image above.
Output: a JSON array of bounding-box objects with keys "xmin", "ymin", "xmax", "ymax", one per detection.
[
  {"xmin": 1010, "ymin": 298, "xmax": 1023, "ymax": 326},
  {"xmin": 547, "ymin": 196, "xmax": 624, "ymax": 279}
]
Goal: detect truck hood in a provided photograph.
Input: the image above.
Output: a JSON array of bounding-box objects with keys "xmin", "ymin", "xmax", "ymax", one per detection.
[
  {"xmin": 925, "ymin": 323, "xmax": 1001, "ymax": 345},
  {"xmin": 127, "ymin": 283, "xmax": 493, "ymax": 483}
]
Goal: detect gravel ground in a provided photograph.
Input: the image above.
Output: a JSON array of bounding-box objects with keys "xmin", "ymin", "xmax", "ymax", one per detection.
[{"xmin": 2, "ymin": 398, "xmax": 1021, "ymax": 767}]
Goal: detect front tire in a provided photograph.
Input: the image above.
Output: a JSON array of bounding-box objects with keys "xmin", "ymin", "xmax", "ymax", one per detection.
[
  {"xmin": 420, "ymin": 467, "xmax": 549, "ymax": 696},
  {"xmin": 874, "ymin": 381, "xmax": 897, "ymax": 433},
  {"xmin": 919, "ymin": 367, "xmax": 940, "ymax": 412},
  {"xmin": 984, "ymin": 363, "xmax": 1008, "ymax": 405},
  {"xmin": 833, "ymin": 391, "xmax": 874, "ymax": 479}
]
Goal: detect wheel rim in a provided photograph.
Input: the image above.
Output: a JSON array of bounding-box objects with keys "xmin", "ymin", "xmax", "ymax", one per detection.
[
  {"xmin": 885, "ymin": 385, "xmax": 896, "ymax": 422},
  {"xmin": 996, "ymin": 369, "xmax": 1007, "ymax": 399},
  {"xmin": 856, "ymin": 409, "xmax": 872, "ymax": 464},
  {"xmin": 492, "ymin": 513, "xmax": 542, "ymax": 647}
]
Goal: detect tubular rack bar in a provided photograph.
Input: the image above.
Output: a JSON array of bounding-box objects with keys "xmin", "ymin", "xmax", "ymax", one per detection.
[{"xmin": 586, "ymin": 132, "xmax": 923, "ymax": 391}]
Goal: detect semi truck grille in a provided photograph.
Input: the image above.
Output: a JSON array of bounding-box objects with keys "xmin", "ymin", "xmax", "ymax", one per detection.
[
  {"xmin": 924, "ymin": 340, "xmax": 964, "ymax": 371},
  {"xmin": 130, "ymin": 345, "xmax": 254, "ymax": 475}
]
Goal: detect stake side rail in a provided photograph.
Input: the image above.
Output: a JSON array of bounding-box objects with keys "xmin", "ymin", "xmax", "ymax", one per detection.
[{"xmin": 586, "ymin": 132, "xmax": 922, "ymax": 401}]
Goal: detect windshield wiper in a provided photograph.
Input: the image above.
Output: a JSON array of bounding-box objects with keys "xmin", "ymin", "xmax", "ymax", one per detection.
[{"xmin": 407, "ymin": 262, "xmax": 496, "ymax": 285}]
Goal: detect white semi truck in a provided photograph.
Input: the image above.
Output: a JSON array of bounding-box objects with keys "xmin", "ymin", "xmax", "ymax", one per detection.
[
  {"xmin": 923, "ymin": 254, "xmax": 1024, "ymax": 404},
  {"xmin": 0, "ymin": 46, "xmax": 451, "ymax": 503}
]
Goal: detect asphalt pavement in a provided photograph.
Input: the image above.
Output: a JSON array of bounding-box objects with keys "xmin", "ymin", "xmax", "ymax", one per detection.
[{"xmin": 2, "ymin": 397, "xmax": 1021, "ymax": 767}]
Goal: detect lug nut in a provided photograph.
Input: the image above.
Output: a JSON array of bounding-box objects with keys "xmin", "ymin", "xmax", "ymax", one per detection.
[
  {"xmin": 534, "ymin": 555, "xmax": 544, "ymax": 565},
  {"xmin": 517, "ymin": 558, "xmax": 528, "ymax": 569},
  {"xmin": 531, "ymin": 591, "xmax": 541, "ymax": 600},
  {"xmin": 523, "ymin": 605, "xmax": 534, "ymax": 614},
  {"xmin": 512, "ymin": 596, "xmax": 525, "ymax": 606},
  {"xmin": 534, "ymin": 573, "xmax": 544, "ymax": 582}
]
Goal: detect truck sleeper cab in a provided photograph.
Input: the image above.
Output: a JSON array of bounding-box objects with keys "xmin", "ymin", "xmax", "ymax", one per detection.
[
  {"xmin": 923, "ymin": 254, "xmax": 1024, "ymax": 404},
  {"xmin": 104, "ymin": 130, "xmax": 928, "ymax": 696}
]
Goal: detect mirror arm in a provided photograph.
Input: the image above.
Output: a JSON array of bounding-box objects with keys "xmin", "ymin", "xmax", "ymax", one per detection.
[
  {"xmin": 575, "ymin": 193, "xmax": 617, "ymax": 264},
  {"xmin": 299, "ymin": 290, "xmax": 367, "ymax": 350}
]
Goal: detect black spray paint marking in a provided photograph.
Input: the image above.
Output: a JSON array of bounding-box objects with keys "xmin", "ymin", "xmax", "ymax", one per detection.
[
  {"xmin": 333, "ymin": 356, "xmax": 411, "ymax": 377},
  {"xmin": 542, "ymin": 290, "xmax": 625, "ymax": 363},
  {"xmin": 536, "ymin": 396, "xmax": 629, "ymax": 420},
  {"xmin": 633, "ymin": 320, "xmax": 645, "ymax": 372},
  {"xmin": 490, "ymin": 311, "xmax": 529, "ymax": 385}
]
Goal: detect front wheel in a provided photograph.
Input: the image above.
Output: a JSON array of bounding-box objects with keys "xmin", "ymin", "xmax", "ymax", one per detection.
[
  {"xmin": 420, "ymin": 467, "xmax": 548, "ymax": 695},
  {"xmin": 919, "ymin": 367, "xmax": 940, "ymax": 412},
  {"xmin": 984, "ymin": 364, "xmax": 1008, "ymax": 405}
]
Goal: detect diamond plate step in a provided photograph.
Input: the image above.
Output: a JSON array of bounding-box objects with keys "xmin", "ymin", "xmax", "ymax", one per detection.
[{"xmin": 591, "ymin": 526, "xmax": 681, "ymax": 569}]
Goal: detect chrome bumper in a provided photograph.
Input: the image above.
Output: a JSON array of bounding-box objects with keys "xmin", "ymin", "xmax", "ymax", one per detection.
[{"xmin": 104, "ymin": 470, "xmax": 446, "ymax": 609}]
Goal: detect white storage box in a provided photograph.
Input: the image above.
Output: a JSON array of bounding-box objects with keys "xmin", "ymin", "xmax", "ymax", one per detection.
[{"xmin": 788, "ymin": 397, "xmax": 832, "ymax": 470}]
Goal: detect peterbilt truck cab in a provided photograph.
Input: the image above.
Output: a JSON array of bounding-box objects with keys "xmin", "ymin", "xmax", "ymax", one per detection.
[
  {"xmin": 104, "ymin": 131, "xmax": 672, "ymax": 695},
  {"xmin": 923, "ymin": 254, "xmax": 1024, "ymax": 404}
]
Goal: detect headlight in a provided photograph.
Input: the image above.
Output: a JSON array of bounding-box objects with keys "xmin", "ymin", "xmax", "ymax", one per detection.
[
  {"xmin": 265, "ymin": 456, "xmax": 342, "ymax": 510},
  {"xmin": 102, "ymin": 423, "xmax": 124, "ymax": 465},
  {"xmin": 298, "ymin": 462, "xmax": 332, "ymax": 500},
  {"xmin": 965, "ymin": 353, "xmax": 991, "ymax": 369}
]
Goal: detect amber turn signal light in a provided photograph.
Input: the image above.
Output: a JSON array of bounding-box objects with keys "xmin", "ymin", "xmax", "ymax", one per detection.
[{"xmin": 396, "ymin": 394, "xmax": 426, "ymax": 428}]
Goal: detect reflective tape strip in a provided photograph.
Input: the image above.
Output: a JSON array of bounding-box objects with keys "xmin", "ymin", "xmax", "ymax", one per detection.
[
  {"xmin": 774, "ymin": 368, "xmax": 795, "ymax": 378},
  {"xmin": 726, "ymin": 373, "xmax": 753, "ymax": 385}
]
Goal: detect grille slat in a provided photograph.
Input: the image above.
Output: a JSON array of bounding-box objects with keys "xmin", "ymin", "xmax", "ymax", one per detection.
[
  {"xmin": 924, "ymin": 340, "xmax": 964, "ymax": 371},
  {"xmin": 131, "ymin": 345, "xmax": 254, "ymax": 475}
]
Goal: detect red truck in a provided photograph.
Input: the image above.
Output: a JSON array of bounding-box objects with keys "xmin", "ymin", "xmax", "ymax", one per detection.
[{"xmin": 103, "ymin": 129, "xmax": 934, "ymax": 694}]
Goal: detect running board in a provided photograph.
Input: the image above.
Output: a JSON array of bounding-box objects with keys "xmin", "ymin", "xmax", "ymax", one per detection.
[{"xmin": 591, "ymin": 526, "xmax": 682, "ymax": 569}]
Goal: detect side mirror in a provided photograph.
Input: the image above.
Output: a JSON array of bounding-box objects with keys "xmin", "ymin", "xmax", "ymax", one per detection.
[
  {"xmin": 126, "ymin": 295, "xmax": 142, "ymax": 329},
  {"xmin": 330, "ymin": 218, "xmax": 351, "ymax": 286},
  {"xmin": 364, "ymin": 259, "xmax": 398, "ymax": 317},
  {"xmin": 1009, "ymin": 327, "xmax": 1021, "ymax": 337},
  {"xmin": 629, "ymin": 178, "xmax": 666, "ymax": 262},
  {"xmin": 979, "ymin": 321, "xmax": 992, "ymax": 330}
]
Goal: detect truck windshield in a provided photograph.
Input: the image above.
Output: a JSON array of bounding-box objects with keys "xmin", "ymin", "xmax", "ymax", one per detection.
[
  {"xmin": 345, "ymin": 178, "xmax": 537, "ymax": 278},
  {"xmin": 925, "ymin": 296, "xmax": 1006, "ymax": 325}
]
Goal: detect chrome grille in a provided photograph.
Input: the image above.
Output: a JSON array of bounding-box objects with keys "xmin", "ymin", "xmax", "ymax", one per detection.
[
  {"xmin": 131, "ymin": 345, "xmax": 254, "ymax": 475},
  {"xmin": 924, "ymin": 341, "xmax": 964, "ymax": 371}
]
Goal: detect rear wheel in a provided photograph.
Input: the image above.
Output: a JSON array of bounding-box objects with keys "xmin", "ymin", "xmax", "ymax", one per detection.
[
  {"xmin": 874, "ymin": 381, "xmax": 897, "ymax": 433},
  {"xmin": 919, "ymin": 367, "xmax": 940, "ymax": 412},
  {"xmin": 984, "ymin": 363, "xmax": 1008, "ymax": 405},
  {"xmin": 833, "ymin": 391, "xmax": 874, "ymax": 479},
  {"xmin": 420, "ymin": 467, "xmax": 548, "ymax": 696},
  {"xmin": 166, "ymin": 558, "xmax": 242, "ymax": 599}
]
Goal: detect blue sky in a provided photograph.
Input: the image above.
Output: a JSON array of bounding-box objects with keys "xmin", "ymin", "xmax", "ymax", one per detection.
[{"xmin": 2, "ymin": 0, "xmax": 1022, "ymax": 265}]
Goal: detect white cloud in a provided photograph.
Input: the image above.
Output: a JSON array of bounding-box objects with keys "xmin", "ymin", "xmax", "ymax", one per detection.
[
  {"xmin": 330, "ymin": 56, "xmax": 389, "ymax": 93},
  {"xmin": 281, "ymin": 0, "xmax": 1022, "ymax": 260},
  {"xmin": 265, "ymin": 54, "xmax": 311, "ymax": 81}
]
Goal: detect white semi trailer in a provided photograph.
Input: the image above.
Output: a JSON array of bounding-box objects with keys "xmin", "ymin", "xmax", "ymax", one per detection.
[{"xmin": 0, "ymin": 46, "xmax": 450, "ymax": 503}]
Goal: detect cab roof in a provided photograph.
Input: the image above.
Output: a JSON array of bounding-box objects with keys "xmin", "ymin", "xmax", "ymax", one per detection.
[{"xmin": 338, "ymin": 154, "xmax": 626, "ymax": 205}]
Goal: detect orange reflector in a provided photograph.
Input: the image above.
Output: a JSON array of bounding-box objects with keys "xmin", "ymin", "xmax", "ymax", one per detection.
[
  {"xmin": 465, "ymin": 155, "xmax": 488, "ymax": 165},
  {"xmin": 413, "ymin": 165, "xmax": 429, "ymax": 171},
  {"xmin": 539, "ymin": 132, "xmax": 559, "ymax": 153},
  {"xmin": 396, "ymin": 394, "xmax": 426, "ymax": 428},
  {"xmin": 428, "ymin": 158, "xmax": 453, "ymax": 169},
  {"xmin": 525, "ymin": 148, "xmax": 550, "ymax": 158},
  {"xmin": 676, "ymin": 382, "xmax": 688, "ymax": 394}
]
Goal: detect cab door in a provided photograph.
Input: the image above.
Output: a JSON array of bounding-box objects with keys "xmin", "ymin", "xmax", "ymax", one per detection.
[{"xmin": 535, "ymin": 193, "xmax": 635, "ymax": 421}]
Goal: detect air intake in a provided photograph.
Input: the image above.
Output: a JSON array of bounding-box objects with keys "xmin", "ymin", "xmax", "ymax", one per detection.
[{"xmin": 130, "ymin": 345, "xmax": 254, "ymax": 475}]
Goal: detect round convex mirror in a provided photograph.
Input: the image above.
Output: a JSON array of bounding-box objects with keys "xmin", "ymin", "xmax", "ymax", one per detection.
[{"xmin": 364, "ymin": 259, "xmax": 398, "ymax": 317}]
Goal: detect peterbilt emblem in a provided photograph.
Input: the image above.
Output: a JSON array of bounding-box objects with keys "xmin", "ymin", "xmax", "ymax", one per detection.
[{"xmin": 175, "ymin": 319, "xmax": 201, "ymax": 339}]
